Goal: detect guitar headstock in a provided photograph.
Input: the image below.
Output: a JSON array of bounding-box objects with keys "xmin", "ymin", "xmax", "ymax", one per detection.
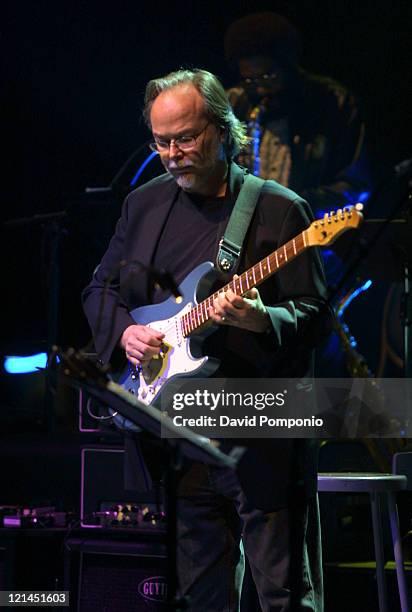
[{"xmin": 306, "ymin": 204, "xmax": 363, "ymax": 247}]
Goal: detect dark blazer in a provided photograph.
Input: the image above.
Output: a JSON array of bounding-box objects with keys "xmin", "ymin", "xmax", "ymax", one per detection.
[
  {"xmin": 83, "ymin": 163, "xmax": 330, "ymax": 367},
  {"xmin": 82, "ymin": 162, "xmax": 333, "ymax": 509}
]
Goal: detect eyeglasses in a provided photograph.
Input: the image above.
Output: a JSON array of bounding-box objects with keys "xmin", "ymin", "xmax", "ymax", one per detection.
[
  {"xmin": 149, "ymin": 121, "xmax": 211, "ymax": 152},
  {"xmin": 240, "ymin": 72, "xmax": 279, "ymax": 88}
]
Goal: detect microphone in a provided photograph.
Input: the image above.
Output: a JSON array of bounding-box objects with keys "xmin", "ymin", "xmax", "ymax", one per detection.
[
  {"xmin": 87, "ymin": 259, "xmax": 183, "ymax": 363},
  {"xmin": 124, "ymin": 260, "xmax": 183, "ymax": 303},
  {"xmin": 149, "ymin": 267, "xmax": 183, "ymax": 303}
]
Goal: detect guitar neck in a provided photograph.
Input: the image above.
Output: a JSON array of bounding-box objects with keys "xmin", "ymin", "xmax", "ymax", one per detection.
[{"xmin": 181, "ymin": 229, "xmax": 308, "ymax": 337}]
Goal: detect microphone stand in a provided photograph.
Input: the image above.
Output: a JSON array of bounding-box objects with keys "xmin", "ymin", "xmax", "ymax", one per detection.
[
  {"xmin": 329, "ymin": 159, "xmax": 412, "ymax": 379},
  {"xmin": 84, "ymin": 140, "xmax": 159, "ymax": 199},
  {"xmin": 3, "ymin": 211, "xmax": 68, "ymax": 431}
]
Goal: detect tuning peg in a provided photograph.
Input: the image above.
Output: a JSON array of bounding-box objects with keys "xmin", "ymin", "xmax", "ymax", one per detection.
[
  {"xmin": 324, "ymin": 212, "xmax": 331, "ymax": 224},
  {"xmin": 336, "ymin": 208, "xmax": 343, "ymax": 220},
  {"xmin": 355, "ymin": 203, "xmax": 364, "ymax": 211}
]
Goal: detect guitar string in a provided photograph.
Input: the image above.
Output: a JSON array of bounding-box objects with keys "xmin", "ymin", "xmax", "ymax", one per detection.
[
  {"xmin": 156, "ymin": 231, "xmax": 306, "ymax": 338},
  {"xmin": 132, "ymin": 209, "xmax": 359, "ymax": 384},
  {"xmin": 155, "ymin": 209, "xmax": 356, "ymax": 339}
]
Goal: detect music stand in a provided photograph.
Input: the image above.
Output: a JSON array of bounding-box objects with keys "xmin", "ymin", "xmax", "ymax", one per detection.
[{"xmin": 59, "ymin": 353, "xmax": 244, "ymax": 611}]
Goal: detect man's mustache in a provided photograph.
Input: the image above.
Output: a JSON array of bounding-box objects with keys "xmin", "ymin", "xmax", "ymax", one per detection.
[{"xmin": 167, "ymin": 162, "xmax": 195, "ymax": 171}]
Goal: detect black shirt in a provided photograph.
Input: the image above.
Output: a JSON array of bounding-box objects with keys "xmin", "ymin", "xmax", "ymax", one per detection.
[{"xmin": 152, "ymin": 188, "xmax": 233, "ymax": 304}]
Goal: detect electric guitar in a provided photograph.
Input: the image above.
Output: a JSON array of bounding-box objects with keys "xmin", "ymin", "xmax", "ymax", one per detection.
[{"xmin": 118, "ymin": 205, "xmax": 363, "ymax": 406}]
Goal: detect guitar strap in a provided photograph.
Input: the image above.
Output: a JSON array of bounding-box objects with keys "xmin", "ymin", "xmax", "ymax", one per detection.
[{"xmin": 216, "ymin": 172, "xmax": 265, "ymax": 274}]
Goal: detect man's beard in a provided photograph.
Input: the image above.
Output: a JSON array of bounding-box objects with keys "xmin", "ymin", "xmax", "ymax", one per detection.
[{"xmin": 172, "ymin": 170, "xmax": 198, "ymax": 191}]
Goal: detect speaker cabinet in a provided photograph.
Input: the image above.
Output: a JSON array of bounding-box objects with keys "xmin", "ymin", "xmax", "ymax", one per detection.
[{"xmin": 64, "ymin": 536, "xmax": 167, "ymax": 611}]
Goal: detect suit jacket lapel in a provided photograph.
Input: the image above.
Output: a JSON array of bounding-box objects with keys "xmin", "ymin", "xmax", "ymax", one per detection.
[
  {"xmin": 133, "ymin": 178, "xmax": 180, "ymax": 269},
  {"xmin": 125, "ymin": 176, "xmax": 180, "ymax": 305}
]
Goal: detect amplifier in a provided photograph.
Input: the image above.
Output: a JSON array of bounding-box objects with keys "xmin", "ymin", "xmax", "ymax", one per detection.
[
  {"xmin": 81, "ymin": 445, "xmax": 162, "ymax": 529},
  {"xmin": 64, "ymin": 536, "xmax": 167, "ymax": 611}
]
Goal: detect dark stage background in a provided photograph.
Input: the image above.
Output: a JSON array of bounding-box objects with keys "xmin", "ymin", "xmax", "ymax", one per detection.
[
  {"xmin": 1, "ymin": 0, "xmax": 411, "ymax": 406},
  {"xmin": 1, "ymin": 4, "xmax": 412, "ymax": 609}
]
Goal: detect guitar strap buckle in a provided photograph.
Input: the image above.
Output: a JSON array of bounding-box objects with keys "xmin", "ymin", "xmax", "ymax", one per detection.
[
  {"xmin": 217, "ymin": 238, "xmax": 242, "ymax": 273},
  {"xmin": 215, "ymin": 171, "xmax": 265, "ymax": 275}
]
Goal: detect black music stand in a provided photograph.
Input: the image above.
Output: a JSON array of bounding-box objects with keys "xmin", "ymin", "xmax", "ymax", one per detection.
[{"xmin": 60, "ymin": 356, "xmax": 244, "ymax": 611}]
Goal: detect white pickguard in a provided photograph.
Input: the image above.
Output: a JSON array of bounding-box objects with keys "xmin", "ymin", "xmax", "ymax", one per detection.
[{"xmin": 136, "ymin": 302, "xmax": 207, "ymax": 405}]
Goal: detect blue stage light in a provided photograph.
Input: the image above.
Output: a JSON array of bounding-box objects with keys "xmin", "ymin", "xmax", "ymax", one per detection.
[{"xmin": 4, "ymin": 352, "xmax": 48, "ymax": 374}]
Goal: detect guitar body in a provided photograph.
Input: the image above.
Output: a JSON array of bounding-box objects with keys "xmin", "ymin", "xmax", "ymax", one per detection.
[{"xmin": 118, "ymin": 261, "xmax": 220, "ymax": 407}]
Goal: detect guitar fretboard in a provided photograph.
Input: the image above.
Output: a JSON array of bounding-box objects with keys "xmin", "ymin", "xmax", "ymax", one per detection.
[{"xmin": 180, "ymin": 230, "xmax": 307, "ymax": 337}]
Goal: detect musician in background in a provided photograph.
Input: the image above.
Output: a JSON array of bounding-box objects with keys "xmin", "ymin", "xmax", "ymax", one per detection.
[
  {"xmin": 82, "ymin": 68, "xmax": 332, "ymax": 611},
  {"xmin": 224, "ymin": 11, "xmax": 370, "ymax": 214},
  {"xmin": 224, "ymin": 11, "xmax": 374, "ymax": 386}
]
